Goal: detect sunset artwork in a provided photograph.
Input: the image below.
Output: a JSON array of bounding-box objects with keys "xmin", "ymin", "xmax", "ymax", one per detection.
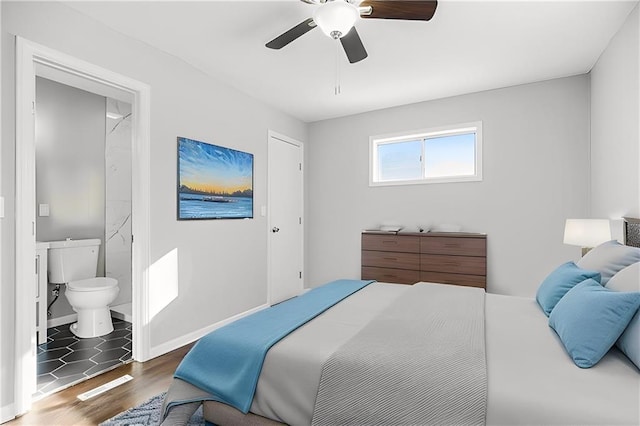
[{"xmin": 178, "ymin": 137, "xmax": 253, "ymax": 220}]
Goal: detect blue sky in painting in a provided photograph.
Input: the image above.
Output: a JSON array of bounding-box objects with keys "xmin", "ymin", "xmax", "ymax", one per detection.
[{"xmin": 179, "ymin": 137, "xmax": 253, "ymax": 194}]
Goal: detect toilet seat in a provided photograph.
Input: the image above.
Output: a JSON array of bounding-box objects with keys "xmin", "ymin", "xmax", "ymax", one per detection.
[{"xmin": 67, "ymin": 277, "xmax": 118, "ymax": 292}]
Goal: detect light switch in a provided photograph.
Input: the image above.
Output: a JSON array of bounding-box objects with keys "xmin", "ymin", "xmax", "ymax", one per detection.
[
  {"xmin": 39, "ymin": 204, "xmax": 50, "ymax": 217},
  {"xmin": 0, "ymin": 196, "xmax": 4, "ymax": 218},
  {"xmin": 261, "ymin": 205, "xmax": 267, "ymax": 217}
]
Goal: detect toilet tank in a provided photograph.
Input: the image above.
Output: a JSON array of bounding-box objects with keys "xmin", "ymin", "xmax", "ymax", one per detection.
[{"xmin": 48, "ymin": 238, "xmax": 101, "ymax": 284}]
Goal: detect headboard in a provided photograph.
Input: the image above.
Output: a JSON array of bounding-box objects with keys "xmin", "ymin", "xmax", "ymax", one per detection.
[{"xmin": 623, "ymin": 217, "xmax": 640, "ymax": 248}]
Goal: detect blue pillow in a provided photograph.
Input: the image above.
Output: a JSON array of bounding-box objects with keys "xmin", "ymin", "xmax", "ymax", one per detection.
[
  {"xmin": 605, "ymin": 262, "xmax": 640, "ymax": 370},
  {"xmin": 549, "ymin": 279, "xmax": 640, "ymax": 368},
  {"xmin": 536, "ymin": 261, "xmax": 601, "ymax": 316}
]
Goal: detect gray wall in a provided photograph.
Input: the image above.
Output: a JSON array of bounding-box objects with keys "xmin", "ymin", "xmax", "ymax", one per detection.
[
  {"xmin": 35, "ymin": 76, "xmax": 107, "ymax": 319},
  {"xmin": 590, "ymin": 4, "xmax": 639, "ymax": 220},
  {"xmin": 1, "ymin": 1, "xmax": 306, "ymax": 415},
  {"xmin": 1, "ymin": 0, "xmax": 636, "ymax": 420},
  {"xmin": 306, "ymin": 76, "xmax": 590, "ymax": 297}
]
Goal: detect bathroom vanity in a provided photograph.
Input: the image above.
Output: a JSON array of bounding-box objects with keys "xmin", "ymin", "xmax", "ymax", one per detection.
[{"xmin": 35, "ymin": 241, "xmax": 50, "ymax": 345}]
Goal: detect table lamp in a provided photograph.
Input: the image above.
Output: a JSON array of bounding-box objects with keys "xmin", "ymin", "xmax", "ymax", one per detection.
[{"xmin": 563, "ymin": 219, "xmax": 612, "ymax": 256}]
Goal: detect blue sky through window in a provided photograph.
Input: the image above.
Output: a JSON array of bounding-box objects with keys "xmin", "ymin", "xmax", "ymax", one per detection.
[
  {"xmin": 375, "ymin": 131, "xmax": 476, "ymax": 183},
  {"xmin": 424, "ymin": 133, "xmax": 475, "ymax": 178},
  {"xmin": 378, "ymin": 139, "xmax": 422, "ymax": 181}
]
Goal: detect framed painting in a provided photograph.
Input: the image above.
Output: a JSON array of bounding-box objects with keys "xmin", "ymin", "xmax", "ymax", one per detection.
[{"xmin": 177, "ymin": 137, "xmax": 254, "ymax": 220}]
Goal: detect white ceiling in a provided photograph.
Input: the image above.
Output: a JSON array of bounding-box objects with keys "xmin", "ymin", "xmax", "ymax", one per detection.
[{"xmin": 64, "ymin": 0, "xmax": 638, "ymax": 123}]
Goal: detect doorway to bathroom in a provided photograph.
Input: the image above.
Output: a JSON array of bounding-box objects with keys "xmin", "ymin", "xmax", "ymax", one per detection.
[
  {"xmin": 14, "ymin": 37, "xmax": 151, "ymax": 417},
  {"xmin": 32, "ymin": 75, "xmax": 134, "ymax": 399}
]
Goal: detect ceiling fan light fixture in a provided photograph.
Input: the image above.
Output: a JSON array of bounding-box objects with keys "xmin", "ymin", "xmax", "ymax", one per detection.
[{"xmin": 313, "ymin": 1, "xmax": 359, "ymax": 39}]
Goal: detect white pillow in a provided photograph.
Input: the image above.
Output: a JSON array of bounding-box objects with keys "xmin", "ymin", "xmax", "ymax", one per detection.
[
  {"xmin": 606, "ymin": 262, "xmax": 640, "ymax": 370},
  {"xmin": 577, "ymin": 240, "xmax": 640, "ymax": 285}
]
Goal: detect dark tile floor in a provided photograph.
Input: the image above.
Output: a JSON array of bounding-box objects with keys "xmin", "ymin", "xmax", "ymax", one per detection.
[{"xmin": 35, "ymin": 318, "xmax": 132, "ymax": 399}]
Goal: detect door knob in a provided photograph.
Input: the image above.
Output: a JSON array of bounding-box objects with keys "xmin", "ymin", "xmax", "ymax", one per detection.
[{"xmin": 272, "ymin": 227, "xmax": 280, "ymax": 233}]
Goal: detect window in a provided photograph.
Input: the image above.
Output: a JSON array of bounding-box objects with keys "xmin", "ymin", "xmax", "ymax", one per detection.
[{"xmin": 370, "ymin": 122, "xmax": 482, "ymax": 186}]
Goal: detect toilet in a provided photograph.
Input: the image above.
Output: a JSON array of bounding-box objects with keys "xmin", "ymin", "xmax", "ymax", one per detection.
[{"xmin": 48, "ymin": 238, "xmax": 119, "ymax": 338}]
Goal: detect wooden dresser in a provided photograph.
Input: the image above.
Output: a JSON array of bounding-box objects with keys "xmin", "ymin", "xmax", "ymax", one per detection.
[{"xmin": 361, "ymin": 231, "xmax": 487, "ymax": 289}]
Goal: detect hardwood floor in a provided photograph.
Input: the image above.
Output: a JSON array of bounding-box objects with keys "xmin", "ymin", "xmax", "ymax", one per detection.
[{"xmin": 7, "ymin": 343, "xmax": 194, "ymax": 425}]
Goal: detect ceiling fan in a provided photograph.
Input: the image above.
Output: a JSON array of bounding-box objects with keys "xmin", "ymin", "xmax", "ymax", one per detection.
[{"xmin": 266, "ymin": 0, "xmax": 438, "ymax": 64}]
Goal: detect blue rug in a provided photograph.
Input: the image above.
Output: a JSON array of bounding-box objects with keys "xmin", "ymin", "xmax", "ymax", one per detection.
[{"xmin": 100, "ymin": 392, "xmax": 204, "ymax": 425}]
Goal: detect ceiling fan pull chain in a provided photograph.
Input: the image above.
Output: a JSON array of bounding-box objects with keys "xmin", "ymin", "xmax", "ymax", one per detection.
[{"xmin": 335, "ymin": 39, "xmax": 341, "ymax": 95}]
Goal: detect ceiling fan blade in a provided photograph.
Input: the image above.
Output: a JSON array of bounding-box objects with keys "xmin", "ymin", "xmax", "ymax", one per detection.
[
  {"xmin": 266, "ymin": 18, "xmax": 316, "ymax": 50},
  {"xmin": 359, "ymin": 0, "xmax": 438, "ymax": 21},
  {"xmin": 340, "ymin": 27, "xmax": 368, "ymax": 64}
]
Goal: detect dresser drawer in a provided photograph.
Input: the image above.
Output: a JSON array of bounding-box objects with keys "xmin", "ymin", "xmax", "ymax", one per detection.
[
  {"xmin": 420, "ymin": 271, "xmax": 486, "ymax": 289},
  {"xmin": 420, "ymin": 254, "xmax": 486, "ymax": 275},
  {"xmin": 420, "ymin": 236, "xmax": 486, "ymax": 257},
  {"xmin": 362, "ymin": 234, "xmax": 420, "ymax": 253},
  {"xmin": 362, "ymin": 267, "xmax": 419, "ymax": 285},
  {"xmin": 362, "ymin": 251, "xmax": 420, "ymax": 270},
  {"xmin": 362, "ymin": 231, "xmax": 487, "ymax": 288}
]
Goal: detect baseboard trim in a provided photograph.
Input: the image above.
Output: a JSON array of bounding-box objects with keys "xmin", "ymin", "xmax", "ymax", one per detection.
[
  {"xmin": 110, "ymin": 310, "xmax": 132, "ymax": 323},
  {"xmin": 148, "ymin": 303, "xmax": 269, "ymax": 360},
  {"xmin": 48, "ymin": 310, "xmax": 129, "ymax": 329},
  {"xmin": 110, "ymin": 303, "xmax": 133, "ymax": 322},
  {"xmin": 47, "ymin": 313, "xmax": 78, "ymax": 329},
  {"xmin": 1, "ymin": 403, "xmax": 16, "ymax": 424}
]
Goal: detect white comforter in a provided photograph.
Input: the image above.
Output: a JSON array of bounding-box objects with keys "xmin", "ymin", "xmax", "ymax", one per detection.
[
  {"xmin": 250, "ymin": 282, "xmax": 640, "ymax": 425},
  {"xmin": 486, "ymin": 292, "xmax": 639, "ymax": 425}
]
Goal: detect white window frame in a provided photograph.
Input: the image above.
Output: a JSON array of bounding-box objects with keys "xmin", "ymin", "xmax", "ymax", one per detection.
[{"xmin": 369, "ymin": 121, "xmax": 483, "ymax": 186}]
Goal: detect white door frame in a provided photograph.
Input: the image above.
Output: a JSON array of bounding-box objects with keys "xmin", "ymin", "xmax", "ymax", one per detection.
[
  {"xmin": 267, "ymin": 130, "xmax": 304, "ymax": 305},
  {"xmin": 14, "ymin": 37, "xmax": 151, "ymax": 416}
]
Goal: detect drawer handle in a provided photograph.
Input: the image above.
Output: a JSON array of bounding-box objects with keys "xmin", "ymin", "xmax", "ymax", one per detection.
[
  {"xmin": 441, "ymin": 262, "xmax": 460, "ymax": 267},
  {"xmin": 382, "ymin": 241, "xmax": 397, "ymax": 244},
  {"xmin": 384, "ymin": 257, "xmax": 398, "ymax": 261},
  {"xmin": 444, "ymin": 243, "xmax": 460, "ymax": 248}
]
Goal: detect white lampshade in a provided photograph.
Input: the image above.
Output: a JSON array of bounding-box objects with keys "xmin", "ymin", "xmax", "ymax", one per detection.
[
  {"xmin": 313, "ymin": 1, "xmax": 359, "ymax": 39},
  {"xmin": 563, "ymin": 219, "xmax": 611, "ymax": 248}
]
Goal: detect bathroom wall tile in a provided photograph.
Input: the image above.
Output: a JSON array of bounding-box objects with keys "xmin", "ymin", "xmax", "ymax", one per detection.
[
  {"xmin": 106, "ymin": 250, "xmax": 132, "ymax": 306},
  {"xmin": 106, "ymin": 99, "xmax": 132, "ymax": 204},
  {"xmin": 106, "ymin": 98, "xmax": 130, "ymax": 116},
  {"xmin": 105, "ymin": 97, "xmax": 132, "ymax": 311},
  {"xmin": 106, "ymin": 153, "xmax": 132, "ymax": 201},
  {"xmin": 105, "ymin": 201, "xmax": 132, "ymax": 253}
]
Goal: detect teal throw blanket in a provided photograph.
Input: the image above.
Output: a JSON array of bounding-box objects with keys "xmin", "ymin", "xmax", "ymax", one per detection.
[{"xmin": 173, "ymin": 279, "xmax": 374, "ymax": 413}]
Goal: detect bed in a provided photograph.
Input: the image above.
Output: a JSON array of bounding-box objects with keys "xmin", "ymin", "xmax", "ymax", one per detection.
[{"xmin": 162, "ymin": 220, "xmax": 640, "ymax": 426}]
